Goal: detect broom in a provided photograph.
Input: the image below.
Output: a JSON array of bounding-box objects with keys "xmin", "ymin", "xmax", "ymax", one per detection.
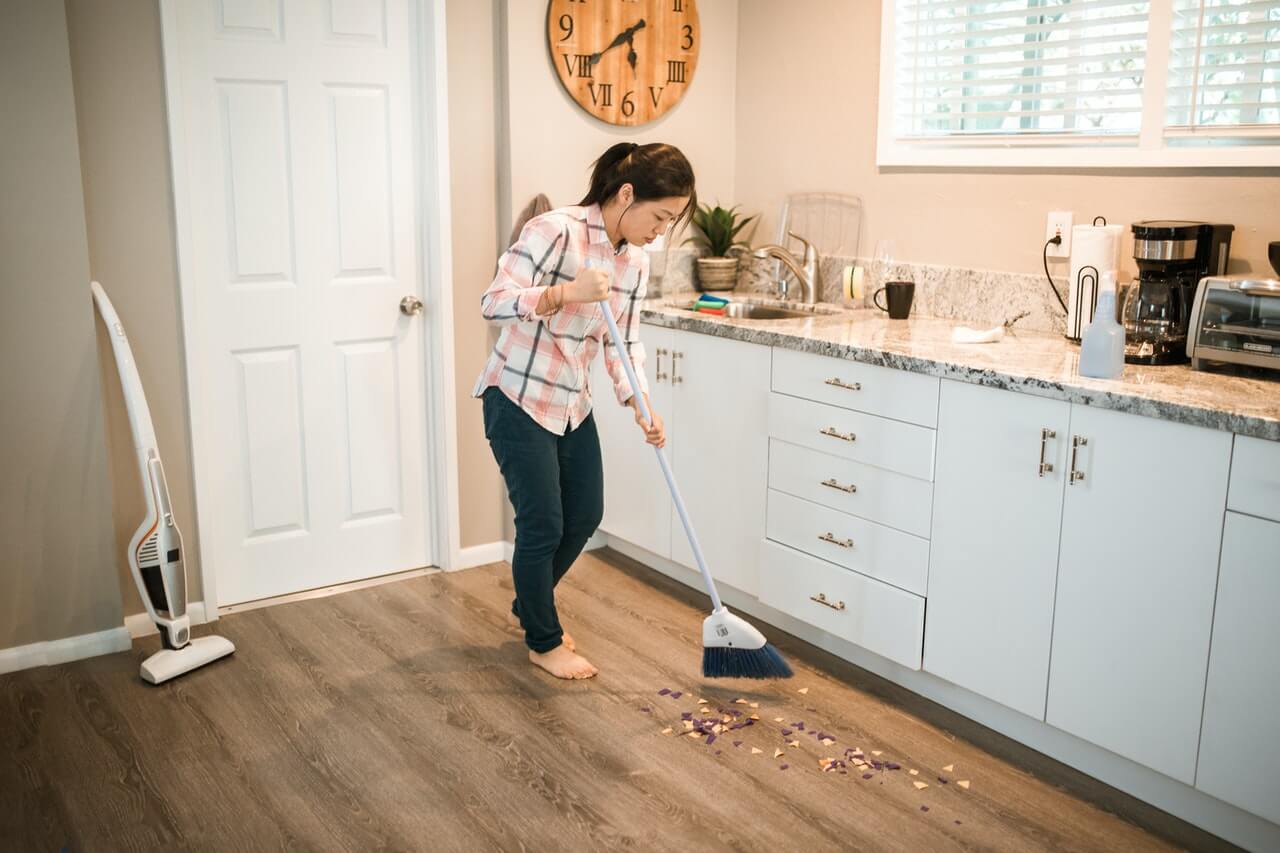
[{"xmin": 597, "ymin": 288, "xmax": 793, "ymax": 680}]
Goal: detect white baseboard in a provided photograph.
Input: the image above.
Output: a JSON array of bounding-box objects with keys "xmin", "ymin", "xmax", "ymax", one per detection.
[
  {"xmin": 603, "ymin": 535, "xmax": 1280, "ymax": 853},
  {"xmin": 0, "ymin": 625, "xmax": 133, "ymax": 676},
  {"xmin": 124, "ymin": 601, "xmax": 210, "ymax": 639},
  {"xmin": 454, "ymin": 542, "xmax": 508, "ymax": 571},
  {"xmin": 502, "ymin": 540, "xmax": 514, "ymax": 564}
]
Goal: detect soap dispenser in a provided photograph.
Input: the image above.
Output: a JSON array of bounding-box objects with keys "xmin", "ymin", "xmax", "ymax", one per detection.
[{"xmin": 1078, "ymin": 271, "xmax": 1125, "ymax": 379}]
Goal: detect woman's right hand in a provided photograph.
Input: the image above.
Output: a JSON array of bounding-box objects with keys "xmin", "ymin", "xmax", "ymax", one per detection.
[{"xmin": 562, "ymin": 267, "xmax": 611, "ymax": 304}]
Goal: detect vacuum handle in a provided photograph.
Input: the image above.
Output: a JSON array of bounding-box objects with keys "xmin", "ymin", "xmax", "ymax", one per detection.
[{"xmin": 598, "ymin": 297, "xmax": 724, "ymax": 613}]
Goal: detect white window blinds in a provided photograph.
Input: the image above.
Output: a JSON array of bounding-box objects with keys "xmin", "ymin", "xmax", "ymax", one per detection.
[
  {"xmin": 894, "ymin": 0, "xmax": 1152, "ymax": 138},
  {"xmin": 1166, "ymin": 0, "xmax": 1280, "ymax": 133}
]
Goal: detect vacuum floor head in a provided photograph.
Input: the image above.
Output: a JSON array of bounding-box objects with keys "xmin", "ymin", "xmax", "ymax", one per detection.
[{"xmin": 141, "ymin": 635, "xmax": 235, "ymax": 685}]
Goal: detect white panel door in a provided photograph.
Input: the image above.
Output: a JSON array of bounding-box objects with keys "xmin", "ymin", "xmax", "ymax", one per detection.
[
  {"xmin": 170, "ymin": 0, "xmax": 431, "ymax": 605},
  {"xmin": 593, "ymin": 324, "xmax": 673, "ymax": 559},
  {"xmin": 1046, "ymin": 405, "xmax": 1230, "ymax": 783},
  {"xmin": 924, "ymin": 380, "xmax": 1070, "ymax": 719},
  {"xmin": 668, "ymin": 330, "xmax": 770, "ymax": 596}
]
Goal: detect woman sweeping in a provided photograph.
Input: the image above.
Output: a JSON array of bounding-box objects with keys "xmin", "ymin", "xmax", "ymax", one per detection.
[{"xmin": 473, "ymin": 142, "xmax": 696, "ymax": 680}]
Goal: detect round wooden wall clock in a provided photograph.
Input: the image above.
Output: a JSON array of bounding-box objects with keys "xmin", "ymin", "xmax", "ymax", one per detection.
[{"xmin": 547, "ymin": 0, "xmax": 700, "ymax": 127}]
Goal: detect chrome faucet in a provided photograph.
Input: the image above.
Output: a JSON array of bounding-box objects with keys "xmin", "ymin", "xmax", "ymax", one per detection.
[{"xmin": 753, "ymin": 231, "xmax": 820, "ymax": 304}]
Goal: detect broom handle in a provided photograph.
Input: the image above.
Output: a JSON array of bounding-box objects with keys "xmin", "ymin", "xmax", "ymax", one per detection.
[{"xmin": 600, "ymin": 301, "xmax": 725, "ymax": 613}]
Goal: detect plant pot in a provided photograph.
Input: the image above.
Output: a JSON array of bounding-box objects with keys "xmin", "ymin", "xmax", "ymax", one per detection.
[{"xmin": 695, "ymin": 256, "xmax": 739, "ymax": 292}]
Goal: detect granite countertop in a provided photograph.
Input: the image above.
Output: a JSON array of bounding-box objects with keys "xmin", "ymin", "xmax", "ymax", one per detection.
[{"xmin": 640, "ymin": 296, "xmax": 1280, "ymax": 442}]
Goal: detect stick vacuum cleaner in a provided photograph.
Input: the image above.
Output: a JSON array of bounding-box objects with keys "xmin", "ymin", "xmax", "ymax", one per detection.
[{"xmin": 91, "ymin": 281, "xmax": 234, "ymax": 684}]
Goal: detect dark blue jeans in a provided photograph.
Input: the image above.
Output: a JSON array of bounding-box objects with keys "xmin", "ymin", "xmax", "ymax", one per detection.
[{"xmin": 482, "ymin": 387, "xmax": 604, "ymax": 653}]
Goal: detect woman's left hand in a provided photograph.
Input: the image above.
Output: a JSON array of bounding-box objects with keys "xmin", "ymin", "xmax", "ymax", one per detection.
[{"xmin": 630, "ymin": 395, "xmax": 666, "ymax": 448}]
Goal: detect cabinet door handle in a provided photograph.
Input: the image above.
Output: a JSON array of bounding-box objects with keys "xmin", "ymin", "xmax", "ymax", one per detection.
[
  {"xmin": 819, "ymin": 426, "xmax": 857, "ymax": 443},
  {"xmin": 810, "ymin": 592, "xmax": 846, "ymax": 611},
  {"xmin": 821, "ymin": 477, "xmax": 857, "ymax": 494},
  {"xmin": 1069, "ymin": 435, "xmax": 1088, "ymax": 484},
  {"xmin": 672, "ymin": 351, "xmax": 684, "ymax": 384},
  {"xmin": 1038, "ymin": 428, "xmax": 1056, "ymax": 477},
  {"xmin": 818, "ymin": 532, "xmax": 854, "ymax": 549},
  {"xmin": 655, "ymin": 348, "xmax": 669, "ymax": 382},
  {"xmin": 824, "ymin": 377, "xmax": 862, "ymax": 392}
]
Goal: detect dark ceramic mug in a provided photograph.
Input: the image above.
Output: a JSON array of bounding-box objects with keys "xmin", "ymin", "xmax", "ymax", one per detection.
[{"xmin": 874, "ymin": 281, "xmax": 915, "ymax": 319}]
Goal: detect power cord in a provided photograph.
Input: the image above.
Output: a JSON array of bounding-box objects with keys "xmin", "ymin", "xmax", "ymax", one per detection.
[{"xmin": 1042, "ymin": 236, "xmax": 1068, "ymax": 314}]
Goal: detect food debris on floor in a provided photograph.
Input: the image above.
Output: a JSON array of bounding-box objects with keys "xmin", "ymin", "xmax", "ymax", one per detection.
[
  {"xmin": 943, "ymin": 764, "xmax": 954, "ymax": 772},
  {"xmin": 909, "ymin": 769, "xmax": 919, "ymax": 776},
  {"xmin": 774, "ymin": 748, "xmax": 785, "ymax": 758},
  {"xmin": 751, "ymin": 747, "xmax": 764, "ymax": 755},
  {"xmin": 913, "ymin": 781, "xmax": 930, "ymax": 790},
  {"xmin": 661, "ymin": 727, "xmax": 673, "ymax": 735},
  {"xmin": 798, "ymin": 688, "xmax": 809, "ymax": 694},
  {"xmin": 957, "ymin": 780, "xmax": 971, "ymax": 790}
]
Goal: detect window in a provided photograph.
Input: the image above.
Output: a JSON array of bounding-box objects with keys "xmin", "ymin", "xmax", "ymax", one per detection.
[{"xmin": 877, "ymin": 0, "xmax": 1280, "ymax": 166}]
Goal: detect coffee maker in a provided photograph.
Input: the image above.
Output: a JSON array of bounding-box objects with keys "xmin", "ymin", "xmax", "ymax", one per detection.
[{"xmin": 1122, "ymin": 221, "xmax": 1234, "ymax": 365}]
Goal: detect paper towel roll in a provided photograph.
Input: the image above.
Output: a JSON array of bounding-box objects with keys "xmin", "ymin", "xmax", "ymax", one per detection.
[{"xmin": 1066, "ymin": 224, "xmax": 1122, "ymax": 341}]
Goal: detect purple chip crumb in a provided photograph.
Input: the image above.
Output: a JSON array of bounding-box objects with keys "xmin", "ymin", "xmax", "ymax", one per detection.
[
  {"xmin": 781, "ymin": 729, "xmax": 792, "ymax": 736},
  {"xmin": 670, "ymin": 691, "xmax": 683, "ymax": 699},
  {"xmin": 779, "ymin": 764, "xmax": 789, "ymax": 770},
  {"xmin": 716, "ymin": 750, "xmax": 722, "ymax": 755},
  {"xmin": 733, "ymin": 740, "xmax": 743, "ymax": 747},
  {"xmin": 885, "ymin": 763, "xmax": 901, "ymax": 770},
  {"xmin": 658, "ymin": 688, "xmax": 671, "ymax": 696},
  {"xmin": 706, "ymin": 734, "xmax": 717, "ymax": 745},
  {"xmin": 681, "ymin": 712, "xmax": 693, "ymax": 720},
  {"xmin": 921, "ymin": 806, "xmax": 930, "ymax": 813},
  {"xmin": 937, "ymin": 777, "xmax": 949, "ymax": 784},
  {"xmin": 862, "ymin": 773, "xmax": 874, "ymax": 780},
  {"xmin": 955, "ymin": 820, "xmax": 962, "ymax": 826},
  {"xmin": 640, "ymin": 707, "xmax": 651, "ymax": 712}
]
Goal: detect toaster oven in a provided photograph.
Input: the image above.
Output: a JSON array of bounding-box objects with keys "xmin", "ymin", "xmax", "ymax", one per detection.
[{"xmin": 1187, "ymin": 275, "xmax": 1280, "ymax": 373}]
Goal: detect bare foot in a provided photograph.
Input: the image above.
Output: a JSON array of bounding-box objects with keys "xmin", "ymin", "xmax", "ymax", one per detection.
[
  {"xmin": 508, "ymin": 612, "xmax": 575, "ymax": 651},
  {"xmin": 529, "ymin": 645, "xmax": 598, "ymax": 680}
]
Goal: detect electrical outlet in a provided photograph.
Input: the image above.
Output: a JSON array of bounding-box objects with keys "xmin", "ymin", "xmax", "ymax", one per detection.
[{"xmin": 1046, "ymin": 211, "xmax": 1073, "ymax": 258}]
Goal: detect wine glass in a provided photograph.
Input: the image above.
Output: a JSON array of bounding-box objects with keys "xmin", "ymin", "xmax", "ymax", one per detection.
[{"xmin": 872, "ymin": 239, "xmax": 897, "ymax": 288}]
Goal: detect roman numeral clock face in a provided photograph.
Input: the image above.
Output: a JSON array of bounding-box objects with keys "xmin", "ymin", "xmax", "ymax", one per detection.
[{"xmin": 547, "ymin": 0, "xmax": 700, "ymax": 126}]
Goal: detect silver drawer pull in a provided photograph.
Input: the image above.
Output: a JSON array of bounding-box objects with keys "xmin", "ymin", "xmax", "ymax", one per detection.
[
  {"xmin": 818, "ymin": 532, "xmax": 854, "ymax": 549},
  {"xmin": 810, "ymin": 592, "xmax": 846, "ymax": 611},
  {"xmin": 1069, "ymin": 435, "xmax": 1088, "ymax": 484},
  {"xmin": 821, "ymin": 477, "xmax": 857, "ymax": 494},
  {"xmin": 819, "ymin": 426, "xmax": 857, "ymax": 443},
  {"xmin": 824, "ymin": 377, "xmax": 862, "ymax": 392},
  {"xmin": 1038, "ymin": 427, "xmax": 1056, "ymax": 477}
]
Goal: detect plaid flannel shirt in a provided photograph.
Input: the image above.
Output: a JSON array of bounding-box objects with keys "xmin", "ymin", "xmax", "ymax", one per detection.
[{"xmin": 472, "ymin": 204, "xmax": 650, "ymax": 435}]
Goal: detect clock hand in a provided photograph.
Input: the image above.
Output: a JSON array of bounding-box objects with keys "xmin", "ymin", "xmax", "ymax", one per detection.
[{"xmin": 588, "ymin": 19, "xmax": 646, "ymax": 66}]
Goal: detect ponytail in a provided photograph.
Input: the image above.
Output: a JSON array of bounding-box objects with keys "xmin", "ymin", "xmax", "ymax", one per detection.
[{"xmin": 579, "ymin": 142, "xmax": 697, "ymax": 233}]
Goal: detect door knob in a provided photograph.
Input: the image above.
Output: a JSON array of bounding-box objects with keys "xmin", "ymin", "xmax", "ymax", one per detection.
[{"xmin": 400, "ymin": 295, "xmax": 424, "ymax": 316}]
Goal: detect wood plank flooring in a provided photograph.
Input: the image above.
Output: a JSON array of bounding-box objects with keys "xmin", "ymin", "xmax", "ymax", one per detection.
[{"xmin": 1, "ymin": 549, "xmax": 1234, "ymax": 852}]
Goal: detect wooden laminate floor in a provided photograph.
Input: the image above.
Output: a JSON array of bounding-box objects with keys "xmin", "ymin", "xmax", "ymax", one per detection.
[{"xmin": 1, "ymin": 549, "xmax": 1233, "ymax": 852}]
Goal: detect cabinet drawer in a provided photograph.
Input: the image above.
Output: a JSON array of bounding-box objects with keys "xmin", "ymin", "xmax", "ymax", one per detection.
[
  {"xmin": 768, "ymin": 439, "xmax": 934, "ymax": 538},
  {"xmin": 768, "ymin": 393, "xmax": 936, "ymax": 481},
  {"xmin": 766, "ymin": 489, "xmax": 929, "ymax": 596},
  {"xmin": 772, "ymin": 347, "xmax": 940, "ymax": 427},
  {"xmin": 1229, "ymin": 435, "xmax": 1280, "ymax": 523},
  {"xmin": 760, "ymin": 540, "xmax": 925, "ymax": 670}
]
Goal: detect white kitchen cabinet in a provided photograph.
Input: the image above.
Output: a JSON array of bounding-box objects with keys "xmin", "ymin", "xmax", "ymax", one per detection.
[
  {"xmin": 925, "ymin": 381, "xmax": 1071, "ymax": 719},
  {"xmin": 667, "ymin": 328, "xmax": 771, "ymax": 595},
  {"xmin": 592, "ymin": 325, "xmax": 674, "ymax": 559},
  {"xmin": 1046, "ymin": 405, "xmax": 1231, "ymax": 784},
  {"xmin": 1195, "ymin": 511, "xmax": 1280, "ymax": 825}
]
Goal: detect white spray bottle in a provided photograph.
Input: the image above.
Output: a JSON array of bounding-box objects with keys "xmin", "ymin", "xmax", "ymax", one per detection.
[{"xmin": 1078, "ymin": 271, "xmax": 1125, "ymax": 379}]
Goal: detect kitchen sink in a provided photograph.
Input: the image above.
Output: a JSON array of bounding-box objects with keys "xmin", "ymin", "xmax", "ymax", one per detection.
[{"xmin": 673, "ymin": 300, "xmax": 838, "ymax": 320}]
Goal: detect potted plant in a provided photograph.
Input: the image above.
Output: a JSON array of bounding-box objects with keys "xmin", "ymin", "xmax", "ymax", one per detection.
[{"xmin": 686, "ymin": 203, "xmax": 756, "ymax": 292}]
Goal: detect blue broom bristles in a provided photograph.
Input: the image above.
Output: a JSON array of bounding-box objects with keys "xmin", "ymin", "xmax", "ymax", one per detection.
[{"xmin": 702, "ymin": 643, "xmax": 793, "ymax": 679}]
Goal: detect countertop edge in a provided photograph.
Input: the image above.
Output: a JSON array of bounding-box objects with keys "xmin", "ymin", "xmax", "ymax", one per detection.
[{"xmin": 639, "ymin": 308, "xmax": 1280, "ymax": 443}]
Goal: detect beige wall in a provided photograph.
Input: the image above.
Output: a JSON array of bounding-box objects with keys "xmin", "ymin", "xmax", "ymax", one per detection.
[
  {"xmin": 66, "ymin": 0, "xmax": 197, "ymax": 615},
  {"xmin": 0, "ymin": 0, "xmax": 122, "ymax": 650},
  {"xmin": 447, "ymin": 0, "xmax": 507, "ymax": 547},
  {"xmin": 734, "ymin": 0, "xmax": 1280, "ymax": 280}
]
